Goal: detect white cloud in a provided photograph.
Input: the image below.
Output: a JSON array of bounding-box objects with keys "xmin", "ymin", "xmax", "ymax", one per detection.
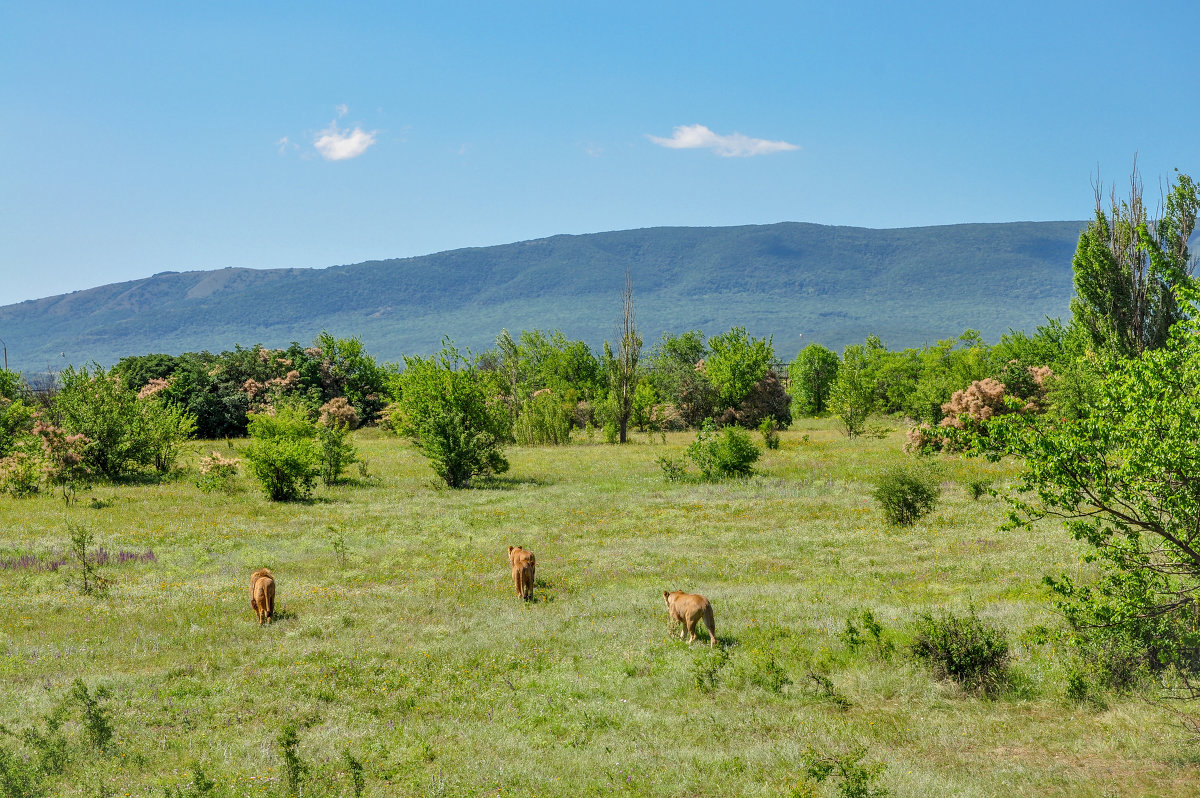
[
  {"xmin": 647, "ymin": 124, "xmax": 798, "ymax": 157},
  {"xmin": 313, "ymin": 120, "xmax": 377, "ymax": 161},
  {"xmin": 335, "ymin": 104, "xmax": 348, "ymax": 118},
  {"xmin": 276, "ymin": 136, "xmax": 290, "ymax": 155}
]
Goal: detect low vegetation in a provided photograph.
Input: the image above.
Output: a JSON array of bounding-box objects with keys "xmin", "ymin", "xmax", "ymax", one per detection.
[
  {"xmin": 0, "ymin": 165, "xmax": 1195, "ymax": 795},
  {"xmin": 0, "ymin": 422, "xmax": 1196, "ymax": 796}
]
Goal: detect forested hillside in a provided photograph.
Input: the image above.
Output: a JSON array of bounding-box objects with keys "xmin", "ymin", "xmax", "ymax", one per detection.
[{"xmin": 0, "ymin": 221, "xmax": 1086, "ymax": 373}]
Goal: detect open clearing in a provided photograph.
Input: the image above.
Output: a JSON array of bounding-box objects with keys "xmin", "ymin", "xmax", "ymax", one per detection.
[{"xmin": 2, "ymin": 421, "xmax": 1196, "ymax": 796}]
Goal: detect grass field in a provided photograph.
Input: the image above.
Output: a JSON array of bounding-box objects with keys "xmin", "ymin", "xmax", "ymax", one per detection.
[{"xmin": 2, "ymin": 421, "xmax": 1197, "ymax": 797}]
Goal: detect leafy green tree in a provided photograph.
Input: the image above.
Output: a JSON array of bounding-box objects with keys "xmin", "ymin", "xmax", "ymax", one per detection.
[
  {"xmin": 55, "ymin": 363, "xmax": 195, "ymax": 479},
  {"xmin": 312, "ymin": 332, "xmax": 388, "ymax": 423},
  {"xmin": 644, "ymin": 331, "xmax": 716, "ymax": 428},
  {"xmin": 113, "ymin": 353, "xmax": 180, "ymax": 392},
  {"xmin": 140, "ymin": 398, "xmax": 197, "ymax": 473},
  {"xmin": 391, "ymin": 342, "xmax": 509, "ymax": 488},
  {"xmin": 789, "ymin": 343, "xmax": 839, "ymax": 415},
  {"xmin": 1070, "ymin": 166, "xmax": 1198, "ymax": 359},
  {"xmin": 703, "ymin": 326, "xmax": 774, "ymax": 411},
  {"xmin": 984, "ymin": 293, "xmax": 1200, "ymax": 677},
  {"xmin": 901, "ymin": 331, "xmax": 993, "ymax": 424},
  {"xmin": 0, "ymin": 370, "xmax": 35, "ymax": 460},
  {"xmin": 630, "ymin": 381, "xmax": 659, "ymax": 432},
  {"xmin": 513, "ymin": 391, "xmax": 571, "ymax": 445},
  {"xmin": 828, "ymin": 337, "xmax": 884, "ymax": 438}
]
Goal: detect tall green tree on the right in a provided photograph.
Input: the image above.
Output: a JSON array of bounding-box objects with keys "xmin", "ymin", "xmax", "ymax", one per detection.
[{"xmin": 1070, "ymin": 165, "xmax": 1198, "ymax": 358}]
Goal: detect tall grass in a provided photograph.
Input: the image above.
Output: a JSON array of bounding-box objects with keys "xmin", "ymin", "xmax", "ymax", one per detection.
[{"xmin": 0, "ymin": 421, "xmax": 1193, "ymax": 795}]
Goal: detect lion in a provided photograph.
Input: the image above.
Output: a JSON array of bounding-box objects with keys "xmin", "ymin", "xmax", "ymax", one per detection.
[
  {"xmin": 507, "ymin": 546, "xmax": 536, "ymax": 601},
  {"xmin": 663, "ymin": 590, "xmax": 716, "ymax": 648},
  {"xmin": 250, "ymin": 567, "xmax": 275, "ymax": 625}
]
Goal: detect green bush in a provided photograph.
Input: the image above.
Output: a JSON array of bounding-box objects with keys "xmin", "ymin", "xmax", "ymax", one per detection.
[
  {"xmin": 789, "ymin": 343, "xmax": 840, "ymax": 416},
  {"xmin": 759, "ymin": 417, "xmax": 780, "ymax": 450},
  {"xmin": 390, "ymin": 344, "xmax": 510, "ymax": 488},
  {"xmin": 317, "ymin": 422, "xmax": 357, "ymax": 485},
  {"xmin": 687, "ymin": 420, "xmax": 761, "ymax": 480},
  {"xmin": 243, "ymin": 408, "xmax": 321, "ymax": 501},
  {"xmin": 54, "ymin": 363, "xmax": 196, "ymax": 479},
  {"xmin": 513, "ymin": 392, "xmax": 571, "ymax": 445},
  {"xmin": 911, "ymin": 606, "xmax": 1010, "ymax": 694},
  {"xmin": 802, "ymin": 745, "xmax": 889, "ymax": 798},
  {"xmin": 0, "ymin": 441, "xmax": 44, "ymax": 497},
  {"xmin": 965, "ymin": 477, "xmax": 993, "ymax": 501},
  {"xmin": 873, "ymin": 465, "xmax": 940, "ymax": 525},
  {"xmin": 195, "ymin": 451, "xmax": 240, "ymax": 494},
  {"xmin": 0, "ymin": 394, "xmax": 36, "ymax": 460},
  {"xmin": 656, "ymin": 455, "xmax": 688, "ymax": 482}
]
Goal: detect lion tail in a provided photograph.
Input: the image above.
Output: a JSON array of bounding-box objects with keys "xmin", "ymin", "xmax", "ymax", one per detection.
[{"xmin": 704, "ymin": 602, "xmax": 716, "ymax": 640}]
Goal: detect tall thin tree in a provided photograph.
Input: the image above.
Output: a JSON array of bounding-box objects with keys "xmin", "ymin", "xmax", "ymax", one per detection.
[
  {"xmin": 1070, "ymin": 161, "xmax": 1198, "ymax": 358},
  {"xmin": 605, "ymin": 272, "xmax": 642, "ymax": 443}
]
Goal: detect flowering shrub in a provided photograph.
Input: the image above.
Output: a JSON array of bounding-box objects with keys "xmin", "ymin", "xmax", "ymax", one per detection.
[
  {"xmin": 0, "ymin": 444, "xmax": 44, "ymax": 496},
  {"xmin": 137, "ymin": 378, "xmax": 171, "ymax": 400},
  {"xmin": 939, "ymin": 378, "xmax": 1009, "ymax": 429},
  {"xmin": 197, "ymin": 450, "xmax": 240, "ymax": 493},
  {"xmin": 34, "ymin": 421, "xmax": 91, "ymax": 488},
  {"xmin": 319, "ymin": 397, "xmax": 359, "ymax": 430}
]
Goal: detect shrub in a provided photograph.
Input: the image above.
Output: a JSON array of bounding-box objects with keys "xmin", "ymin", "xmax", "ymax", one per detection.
[
  {"xmin": 842, "ymin": 610, "xmax": 894, "ymax": 659},
  {"xmin": 140, "ymin": 399, "xmax": 197, "ymax": 474},
  {"xmin": 344, "ymin": 748, "xmax": 366, "ymax": 797},
  {"xmin": 69, "ymin": 524, "xmax": 101, "ymax": 596},
  {"xmin": 243, "ymin": 408, "xmax": 321, "ymax": 501},
  {"xmin": 687, "ymin": 420, "xmax": 760, "ymax": 480},
  {"xmin": 938, "ymin": 377, "xmax": 1009, "ymax": 430},
  {"xmin": 277, "ymin": 724, "xmax": 309, "ymax": 794},
  {"xmin": 70, "ymin": 680, "xmax": 113, "ymax": 753},
  {"xmin": 726, "ymin": 370, "xmax": 792, "ymax": 430},
  {"xmin": 759, "ymin": 417, "xmax": 780, "ymax": 450},
  {"xmin": 802, "ymin": 746, "xmax": 889, "ymax": 798},
  {"xmin": 704, "ymin": 326, "xmax": 775, "ymax": 410},
  {"xmin": 0, "ymin": 395, "xmax": 36, "ymax": 459},
  {"xmin": 390, "ymin": 344, "xmax": 510, "ymax": 488},
  {"xmin": 34, "ymin": 422, "xmax": 91, "ymax": 493},
  {"xmin": 196, "ymin": 451, "xmax": 240, "ymax": 494},
  {"xmin": 911, "ymin": 606, "xmax": 1010, "ymax": 693},
  {"xmin": 732, "ymin": 646, "xmax": 791, "ymax": 694},
  {"xmin": 828, "ymin": 342, "xmax": 878, "ymax": 438},
  {"xmin": 0, "ymin": 442, "xmax": 44, "ymax": 497},
  {"xmin": 55, "ymin": 363, "xmax": 196, "ymax": 479},
  {"xmin": 319, "ymin": 396, "xmax": 360, "ymax": 429},
  {"xmin": 691, "ymin": 647, "xmax": 730, "ymax": 692},
  {"xmin": 965, "ymin": 478, "xmax": 993, "ymax": 500},
  {"xmin": 513, "ymin": 392, "xmax": 571, "ymax": 445},
  {"xmin": 317, "ymin": 422, "xmax": 357, "ymax": 485},
  {"xmin": 903, "ymin": 422, "xmax": 944, "ymax": 454},
  {"xmin": 873, "ymin": 465, "xmax": 940, "ymax": 525},
  {"xmin": 656, "ymin": 455, "xmax": 688, "ymax": 482}
]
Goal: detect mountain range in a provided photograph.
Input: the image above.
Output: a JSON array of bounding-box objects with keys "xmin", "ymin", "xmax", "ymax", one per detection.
[{"xmin": 0, "ymin": 221, "xmax": 1089, "ymax": 374}]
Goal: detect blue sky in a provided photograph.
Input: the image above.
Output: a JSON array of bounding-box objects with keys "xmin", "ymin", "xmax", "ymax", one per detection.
[{"xmin": 3, "ymin": 1, "xmax": 1197, "ymax": 307}]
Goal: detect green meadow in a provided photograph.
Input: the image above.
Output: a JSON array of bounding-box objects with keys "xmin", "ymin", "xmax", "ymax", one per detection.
[{"xmin": 2, "ymin": 422, "xmax": 1196, "ymax": 796}]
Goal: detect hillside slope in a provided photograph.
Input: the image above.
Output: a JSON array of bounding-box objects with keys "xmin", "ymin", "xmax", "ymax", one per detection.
[{"xmin": 0, "ymin": 221, "xmax": 1087, "ymax": 372}]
